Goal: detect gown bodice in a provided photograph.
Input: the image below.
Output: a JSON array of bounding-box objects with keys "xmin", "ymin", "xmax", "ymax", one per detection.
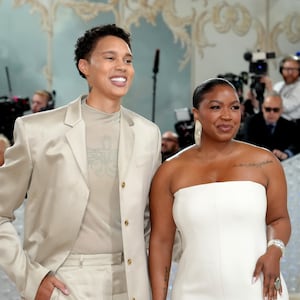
[{"xmin": 171, "ymin": 181, "xmax": 288, "ymax": 300}]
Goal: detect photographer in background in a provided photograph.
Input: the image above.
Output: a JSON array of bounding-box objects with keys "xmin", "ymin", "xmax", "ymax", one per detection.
[
  {"xmin": 262, "ymin": 55, "xmax": 300, "ymax": 127},
  {"xmin": 0, "ymin": 96, "xmax": 30, "ymax": 143},
  {"xmin": 31, "ymin": 89, "xmax": 54, "ymax": 113},
  {"xmin": 161, "ymin": 131, "xmax": 180, "ymax": 162},
  {"xmin": 242, "ymin": 91, "xmax": 299, "ymax": 161},
  {"xmin": 173, "ymin": 107, "xmax": 195, "ymax": 150}
]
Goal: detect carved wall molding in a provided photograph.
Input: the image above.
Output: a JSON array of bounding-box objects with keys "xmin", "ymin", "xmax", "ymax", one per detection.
[
  {"xmin": 12, "ymin": 0, "xmax": 300, "ymax": 88},
  {"xmin": 270, "ymin": 12, "xmax": 300, "ymax": 57}
]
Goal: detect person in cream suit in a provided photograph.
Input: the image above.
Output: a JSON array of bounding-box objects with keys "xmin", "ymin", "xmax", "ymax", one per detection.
[{"xmin": 0, "ymin": 24, "xmax": 161, "ymax": 300}]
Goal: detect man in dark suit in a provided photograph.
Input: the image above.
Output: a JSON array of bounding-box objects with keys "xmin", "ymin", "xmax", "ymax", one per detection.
[{"xmin": 243, "ymin": 91, "xmax": 299, "ymax": 161}]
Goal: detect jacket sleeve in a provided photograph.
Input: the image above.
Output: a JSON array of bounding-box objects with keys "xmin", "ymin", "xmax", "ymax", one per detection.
[
  {"xmin": 144, "ymin": 125, "xmax": 161, "ymax": 246},
  {"xmin": 0, "ymin": 117, "xmax": 50, "ymax": 299}
]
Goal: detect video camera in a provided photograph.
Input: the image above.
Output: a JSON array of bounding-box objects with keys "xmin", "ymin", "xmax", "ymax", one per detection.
[
  {"xmin": 217, "ymin": 72, "xmax": 248, "ymax": 102},
  {"xmin": 244, "ymin": 51, "xmax": 275, "ymax": 75},
  {"xmin": 243, "ymin": 50, "xmax": 276, "ymax": 102},
  {"xmin": 0, "ymin": 96, "xmax": 30, "ymax": 142}
]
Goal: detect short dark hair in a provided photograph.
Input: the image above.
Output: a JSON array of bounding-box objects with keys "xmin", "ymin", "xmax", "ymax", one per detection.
[
  {"xmin": 74, "ymin": 24, "xmax": 132, "ymax": 78},
  {"xmin": 192, "ymin": 78, "xmax": 236, "ymax": 109}
]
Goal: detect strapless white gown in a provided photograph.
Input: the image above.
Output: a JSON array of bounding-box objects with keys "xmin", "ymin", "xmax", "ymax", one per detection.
[{"xmin": 171, "ymin": 181, "xmax": 288, "ymax": 300}]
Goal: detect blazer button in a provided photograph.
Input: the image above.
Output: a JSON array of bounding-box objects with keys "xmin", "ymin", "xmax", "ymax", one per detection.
[
  {"xmin": 121, "ymin": 182, "xmax": 126, "ymax": 188},
  {"xmin": 124, "ymin": 220, "xmax": 129, "ymax": 226},
  {"xmin": 127, "ymin": 258, "xmax": 132, "ymax": 265}
]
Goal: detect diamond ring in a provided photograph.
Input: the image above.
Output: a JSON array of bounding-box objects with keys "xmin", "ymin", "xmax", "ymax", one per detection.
[{"xmin": 274, "ymin": 277, "xmax": 281, "ymax": 291}]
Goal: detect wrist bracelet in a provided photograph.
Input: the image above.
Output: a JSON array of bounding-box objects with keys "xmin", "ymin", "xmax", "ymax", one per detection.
[{"xmin": 267, "ymin": 239, "xmax": 285, "ymax": 257}]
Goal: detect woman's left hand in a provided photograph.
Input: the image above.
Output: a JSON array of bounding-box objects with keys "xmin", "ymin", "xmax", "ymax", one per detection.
[{"xmin": 252, "ymin": 247, "xmax": 282, "ymax": 300}]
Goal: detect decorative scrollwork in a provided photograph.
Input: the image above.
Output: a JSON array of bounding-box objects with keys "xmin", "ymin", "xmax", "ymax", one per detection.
[
  {"xmin": 61, "ymin": 0, "xmax": 117, "ymax": 22},
  {"xmin": 212, "ymin": 3, "xmax": 251, "ymax": 36},
  {"xmin": 11, "ymin": 0, "xmax": 300, "ymax": 84},
  {"xmin": 285, "ymin": 13, "xmax": 300, "ymax": 43},
  {"xmin": 270, "ymin": 13, "xmax": 300, "ymax": 58}
]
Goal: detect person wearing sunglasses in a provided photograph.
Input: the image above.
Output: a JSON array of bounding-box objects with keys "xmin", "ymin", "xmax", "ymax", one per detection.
[
  {"xmin": 262, "ymin": 55, "xmax": 300, "ymax": 128},
  {"xmin": 242, "ymin": 91, "xmax": 299, "ymax": 161}
]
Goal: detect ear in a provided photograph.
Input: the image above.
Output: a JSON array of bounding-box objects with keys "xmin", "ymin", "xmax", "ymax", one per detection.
[
  {"xmin": 78, "ymin": 59, "xmax": 89, "ymax": 77},
  {"xmin": 192, "ymin": 107, "xmax": 199, "ymax": 121}
]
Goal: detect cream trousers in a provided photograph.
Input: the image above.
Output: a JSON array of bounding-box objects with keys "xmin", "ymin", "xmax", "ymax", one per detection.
[{"xmin": 50, "ymin": 253, "xmax": 128, "ymax": 300}]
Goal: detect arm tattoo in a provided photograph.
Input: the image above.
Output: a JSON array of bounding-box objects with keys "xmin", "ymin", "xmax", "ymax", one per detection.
[{"xmin": 233, "ymin": 160, "xmax": 273, "ymax": 168}]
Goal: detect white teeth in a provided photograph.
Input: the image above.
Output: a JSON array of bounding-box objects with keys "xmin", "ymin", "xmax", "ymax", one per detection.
[{"xmin": 111, "ymin": 77, "xmax": 126, "ymax": 82}]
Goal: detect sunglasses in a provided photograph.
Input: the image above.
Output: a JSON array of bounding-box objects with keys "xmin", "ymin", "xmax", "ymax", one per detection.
[{"xmin": 263, "ymin": 107, "xmax": 281, "ymax": 113}]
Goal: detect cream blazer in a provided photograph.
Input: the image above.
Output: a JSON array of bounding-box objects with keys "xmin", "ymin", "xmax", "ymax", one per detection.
[{"xmin": 0, "ymin": 96, "xmax": 161, "ymax": 300}]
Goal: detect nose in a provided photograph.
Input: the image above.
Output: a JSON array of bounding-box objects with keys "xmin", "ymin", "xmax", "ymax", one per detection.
[
  {"xmin": 115, "ymin": 58, "xmax": 126, "ymax": 71},
  {"xmin": 221, "ymin": 108, "xmax": 232, "ymax": 119}
]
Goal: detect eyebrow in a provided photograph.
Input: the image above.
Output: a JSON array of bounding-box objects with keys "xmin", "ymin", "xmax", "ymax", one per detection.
[
  {"xmin": 208, "ymin": 99, "xmax": 240, "ymax": 104},
  {"xmin": 101, "ymin": 50, "xmax": 133, "ymax": 57}
]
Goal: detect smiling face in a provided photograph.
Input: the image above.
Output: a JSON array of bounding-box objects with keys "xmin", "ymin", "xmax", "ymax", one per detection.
[
  {"xmin": 193, "ymin": 82, "xmax": 241, "ymax": 143},
  {"xmin": 78, "ymin": 35, "xmax": 135, "ymax": 105},
  {"xmin": 281, "ymin": 59, "xmax": 300, "ymax": 85}
]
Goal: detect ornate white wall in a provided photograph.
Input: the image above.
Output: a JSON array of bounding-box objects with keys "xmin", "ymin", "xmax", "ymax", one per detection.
[
  {"xmin": 0, "ymin": 2, "xmax": 300, "ymax": 297},
  {"xmin": 190, "ymin": 1, "xmax": 300, "ymax": 88},
  {"xmin": 8, "ymin": 0, "xmax": 300, "ymax": 87},
  {"xmin": 1, "ymin": 0, "xmax": 299, "ymax": 133}
]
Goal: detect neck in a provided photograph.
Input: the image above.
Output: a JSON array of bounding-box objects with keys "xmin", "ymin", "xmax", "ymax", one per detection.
[
  {"xmin": 197, "ymin": 139, "xmax": 236, "ymax": 159},
  {"xmin": 86, "ymin": 96, "xmax": 121, "ymax": 113}
]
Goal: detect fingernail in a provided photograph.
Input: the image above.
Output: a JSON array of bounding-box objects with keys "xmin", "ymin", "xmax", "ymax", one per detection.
[{"xmin": 252, "ymin": 276, "xmax": 257, "ymax": 284}]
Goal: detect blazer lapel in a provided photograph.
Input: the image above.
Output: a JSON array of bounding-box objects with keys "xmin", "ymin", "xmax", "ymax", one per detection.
[
  {"xmin": 118, "ymin": 107, "xmax": 134, "ymax": 180},
  {"xmin": 64, "ymin": 97, "xmax": 88, "ymax": 183}
]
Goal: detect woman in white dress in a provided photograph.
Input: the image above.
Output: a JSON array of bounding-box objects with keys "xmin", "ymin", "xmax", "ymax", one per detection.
[{"xmin": 149, "ymin": 78, "xmax": 291, "ymax": 300}]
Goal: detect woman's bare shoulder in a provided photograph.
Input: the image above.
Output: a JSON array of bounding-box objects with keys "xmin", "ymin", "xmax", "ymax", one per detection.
[
  {"xmin": 236, "ymin": 140, "xmax": 273, "ymax": 156},
  {"xmin": 157, "ymin": 145, "xmax": 197, "ymax": 174},
  {"xmin": 234, "ymin": 140, "xmax": 280, "ymax": 166},
  {"xmin": 166, "ymin": 144, "xmax": 196, "ymax": 160}
]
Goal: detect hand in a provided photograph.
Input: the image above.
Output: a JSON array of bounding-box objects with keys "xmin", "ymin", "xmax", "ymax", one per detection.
[
  {"xmin": 272, "ymin": 149, "xmax": 288, "ymax": 161},
  {"xmin": 246, "ymin": 90, "xmax": 255, "ymax": 100},
  {"xmin": 34, "ymin": 273, "xmax": 70, "ymax": 300},
  {"xmin": 245, "ymin": 90, "xmax": 259, "ymax": 109},
  {"xmin": 260, "ymin": 76, "xmax": 273, "ymax": 92},
  {"xmin": 252, "ymin": 247, "xmax": 282, "ymax": 300}
]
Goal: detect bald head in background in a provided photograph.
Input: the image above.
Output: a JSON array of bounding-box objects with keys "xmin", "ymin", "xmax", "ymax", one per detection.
[
  {"xmin": 262, "ymin": 92, "xmax": 283, "ymax": 125},
  {"xmin": 161, "ymin": 131, "xmax": 180, "ymax": 161}
]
